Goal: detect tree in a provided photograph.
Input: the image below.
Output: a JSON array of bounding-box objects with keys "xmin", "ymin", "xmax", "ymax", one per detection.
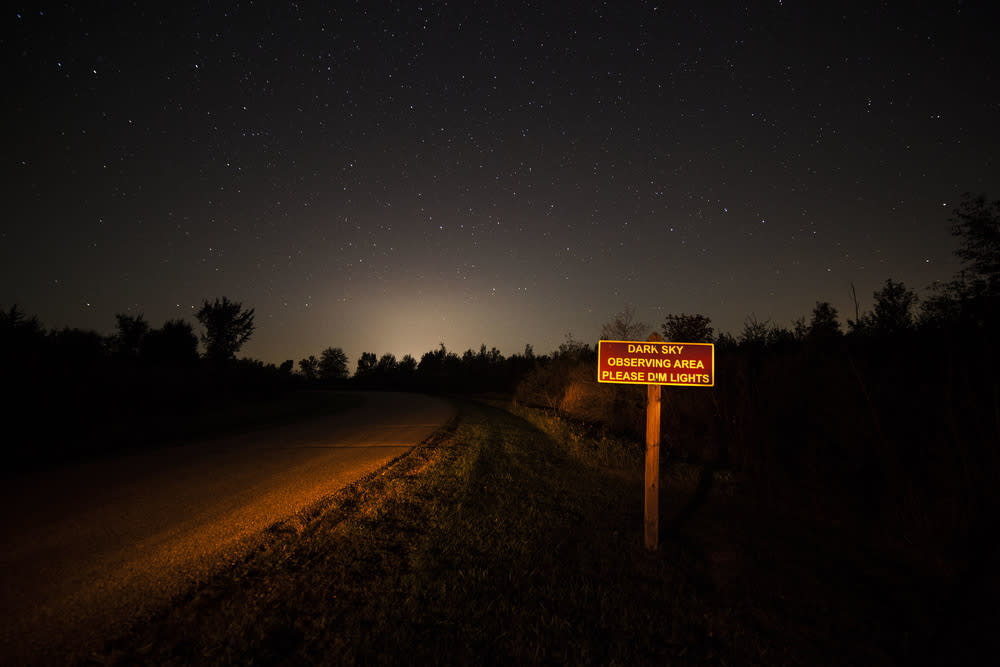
[
  {"xmin": 376, "ymin": 353, "xmax": 398, "ymax": 375},
  {"xmin": 0, "ymin": 304, "xmax": 44, "ymax": 347},
  {"xmin": 792, "ymin": 316, "xmax": 808, "ymax": 341},
  {"xmin": 807, "ymin": 301, "xmax": 841, "ymax": 341},
  {"xmin": 140, "ymin": 319, "xmax": 199, "ymax": 366},
  {"xmin": 355, "ymin": 352, "xmax": 377, "ymax": 377},
  {"xmin": 416, "ymin": 344, "xmax": 461, "ymax": 389},
  {"xmin": 869, "ymin": 278, "xmax": 918, "ymax": 338},
  {"xmin": 195, "ymin": 297, "xmax": 255, "ymax": 363},
  {"xmin": 556, "ymin": 333, "xmax": 592, "ymax": 361},
  {"xmin": 398, "ymin": 354, "xmax": 417, "ymax": 375},
  {"xmin": 417, "ymin": 344, "xmax": 448, "ymax": 376},
  {"xmin": 299, "ymin": 355, "xmax": 319, "ymax": 381},
  {"xmin": 318, "ymin": 347, "xmax": 349, "ymax": 381},
  {"xmin": 714, "ymin": 331, "xmax": 737, "ymax": 351},
  {"xmin": 918, "ymin": 291, "xmax": 962, "ymax": 330},
  {"xmin": 738, "ymin": 314, "xmax": 774, "ymax": 348},
  {"xmin": 950, "ymin": 193, "xmax": 1000, "ymax": 297},
  {"xmin": 600, "ymin": 305, "xmax": 648, "ymax": 340},
  {"xmin": 661, "ymin": 313, "xmax": 714, "ymax": 343},
  {"xmin": 49, "ymin": 326, "xmax": 107, "ymax": 365},
  {"xmin": 111, "ymin": 313, "xmax": 149, "ymax": 359},
  {"xmin": 0, "ymin": 304, "xmax": 40, "ymax": 332},
  {"xmin": 0, "ymin": 305, "xmax": 46, "ymax": 370}
]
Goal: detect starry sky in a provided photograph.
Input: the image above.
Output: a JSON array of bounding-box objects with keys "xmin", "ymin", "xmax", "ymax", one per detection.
[{"xmin": 3, "ymin": 1, "xmax": 997, "ymax": 366}]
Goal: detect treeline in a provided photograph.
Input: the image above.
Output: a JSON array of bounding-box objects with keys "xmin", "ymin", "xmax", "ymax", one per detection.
[
  {"xmin": 0, "ymin": 297, "xmax": 296, "ymax": 470},
  {"xmin": 296, "ymin": 343, "xmax": 541, "ymax": 394},
  {"xmin": 1, "ymin": 297, "xmax": 293, "ymax": 400}
]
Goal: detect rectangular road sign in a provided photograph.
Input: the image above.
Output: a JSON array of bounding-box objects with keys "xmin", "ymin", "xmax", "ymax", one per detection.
[{"xmin": 597, "ymin": 339, "xmax": 715, "ymax": 387}]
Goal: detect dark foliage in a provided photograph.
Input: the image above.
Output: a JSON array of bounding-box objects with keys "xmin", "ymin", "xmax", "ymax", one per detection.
[
  {"xmin": 661, "ymin": 313, "xmax": 714, "ymax": 343},
  {"xmin": 922, "ymin": 193, "xmax": 1000, "ymax": 331},
  {"xmin": 111, "ymin": 313, "xmax": 150, "ymax": 359},
  {"xmin": 950, "ymin": 193, "xmax": 1000, "ymax": 296},
  {"xmin": 140, "ymin": 319, "xmax": 199, "ymax": 366},
  {"xmin": 318, "ymin": 347, "xmax": 349, "ymax": 382},
  {"xmin": 600, "ymin": 305, "xmax": 648, "ymax": 340},
  {"xmin": 806, "ymin": 300, "xmax": 842, "ymax": 342},
  {"xmin": 196, "ymin": 297, "xmax": 255, "ymax": 364},
  {"xmin": 0, "ymin": 303, "xmax": 292, "ymax": 475},
  {"xmin": 298, "ymin": 355, "xmax": 319, "ymax": 381}
]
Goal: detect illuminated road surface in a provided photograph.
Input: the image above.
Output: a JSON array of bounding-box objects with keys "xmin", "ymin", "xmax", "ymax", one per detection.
[{"xmin": 0, "ymin": 391, "xmax": 455, "ymax": 663}]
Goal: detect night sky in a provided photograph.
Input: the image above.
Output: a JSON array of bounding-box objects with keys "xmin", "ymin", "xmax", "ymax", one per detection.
[{"xmin": 4, "ymin": 1, "xmax": 997, "ymax": 366}]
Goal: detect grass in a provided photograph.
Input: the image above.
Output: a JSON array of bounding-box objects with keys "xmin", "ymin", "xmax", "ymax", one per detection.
[{"xmin": 88, "ymin": 398, "xmax": 967, "ymax": 665}]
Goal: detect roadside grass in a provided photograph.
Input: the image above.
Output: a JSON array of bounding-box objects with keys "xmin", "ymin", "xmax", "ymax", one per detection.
[{"xmin": 92, "ymin": 398, "xmax": 938, "ymax": 665}]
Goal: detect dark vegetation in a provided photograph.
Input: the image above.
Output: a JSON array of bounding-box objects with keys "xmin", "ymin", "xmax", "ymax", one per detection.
[{"xmin": 0, "ymin": 297, "xmax": 300, "ymax": 473}]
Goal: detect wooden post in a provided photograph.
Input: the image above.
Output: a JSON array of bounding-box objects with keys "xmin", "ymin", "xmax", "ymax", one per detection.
[{"xmin": 644, "ymin": 332, "xmax": 662, "ymax": 551}]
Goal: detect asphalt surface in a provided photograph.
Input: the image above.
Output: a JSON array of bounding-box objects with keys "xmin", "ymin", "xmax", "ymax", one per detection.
[{"xmin": 0, "ymin": 391, "xmax": 455, "ymax": 664}]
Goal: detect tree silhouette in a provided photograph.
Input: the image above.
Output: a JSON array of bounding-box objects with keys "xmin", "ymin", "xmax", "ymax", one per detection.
[
  {"xmin": 355, "ymin": 352, "xmax": 377, "ymax": 377},
  {"xmin": 195, "ymin": 297, "xmax": 255, "ymax": 363},
  {"xmin": 807, "ymin": 301, "xmax": 841, "ymax": 342},
  {"xmin": 1, "ymin": 305, "xmax": 46, "ymax": 373},
  {"xmin": 318, "ymin": 347, "xmax": 348, "ymax": 381},
  {"xmin": 416, "ymin": 344, "xmax": 461, "ymax": 390},
  {"xmin": 738, "ymin": 314, "xmax": 773, "ymax": 348},
  {"xmin": 112, "ymin": 313, "xmax": 149, "ymax": 360},
  {"xmin": 140, "ymin": 319, "xmax": 199, "ymax": 366},
  {"xmin": 869, "ymin": 279, "xmax": 918, "ymax": 338},
  {"xmin": 49, "ymin": 326, "xmax": 107, "ymax": 365},
  {"xmin": 299, "ymin": 355, "xmax": 319, "ymax": 381},
  {"xmin": 661, "ymin": 313, "xmax": 714, "ymax": 343},
  {"xmin": 417, "ymin": 344, "xmax": 447, "ymax": 375},
  {"xmin": 0, "ymin": 305, "xmax": 44, "ymax": 346},
  {"xmin": 376, "ymin": 353, "xmax": 398, "ymax": 376},
  {"xmin": 950, "ymin": 193, "xmax": 1000, "ymax": 296},
  {"xmin": 600, "ymin": 305, "xmax": 648, "ymax": 340},
  {"xmin": 398, "ymin": 354, "xmax": 417, "ymax": 376},
  {"xmin": 556, "ymin": 333, "xmax": 592, "ymax": 361}
]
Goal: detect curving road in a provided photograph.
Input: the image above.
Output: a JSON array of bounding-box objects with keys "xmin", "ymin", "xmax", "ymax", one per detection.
[{"xmin": 0, "ymin": 391, "xmax": 455, "ymax": 664}]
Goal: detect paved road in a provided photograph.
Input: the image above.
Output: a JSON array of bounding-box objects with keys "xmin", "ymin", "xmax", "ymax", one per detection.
[{"xmin": 0, "ymin": 391, "xmax": 455, "ymax": 664}]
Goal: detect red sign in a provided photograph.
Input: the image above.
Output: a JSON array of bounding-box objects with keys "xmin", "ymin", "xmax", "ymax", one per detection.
[{"xmin": 597, "ymin": 340, "xmax": 714, "ymax": 387}]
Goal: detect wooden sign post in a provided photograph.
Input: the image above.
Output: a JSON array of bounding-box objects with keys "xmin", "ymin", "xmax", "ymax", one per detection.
[
  {"xmin": 597, "ymin": 333, "xmax": 714, "ymax": 551},
  {"xmin": 644, "ymin": 333, "xmax": 662, "ymax": 550}
]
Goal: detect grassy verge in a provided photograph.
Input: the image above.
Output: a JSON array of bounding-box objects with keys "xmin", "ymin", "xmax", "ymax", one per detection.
[{"xmin": 91, "ymin": 398, "xmax": 951, "ymax": 665}]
